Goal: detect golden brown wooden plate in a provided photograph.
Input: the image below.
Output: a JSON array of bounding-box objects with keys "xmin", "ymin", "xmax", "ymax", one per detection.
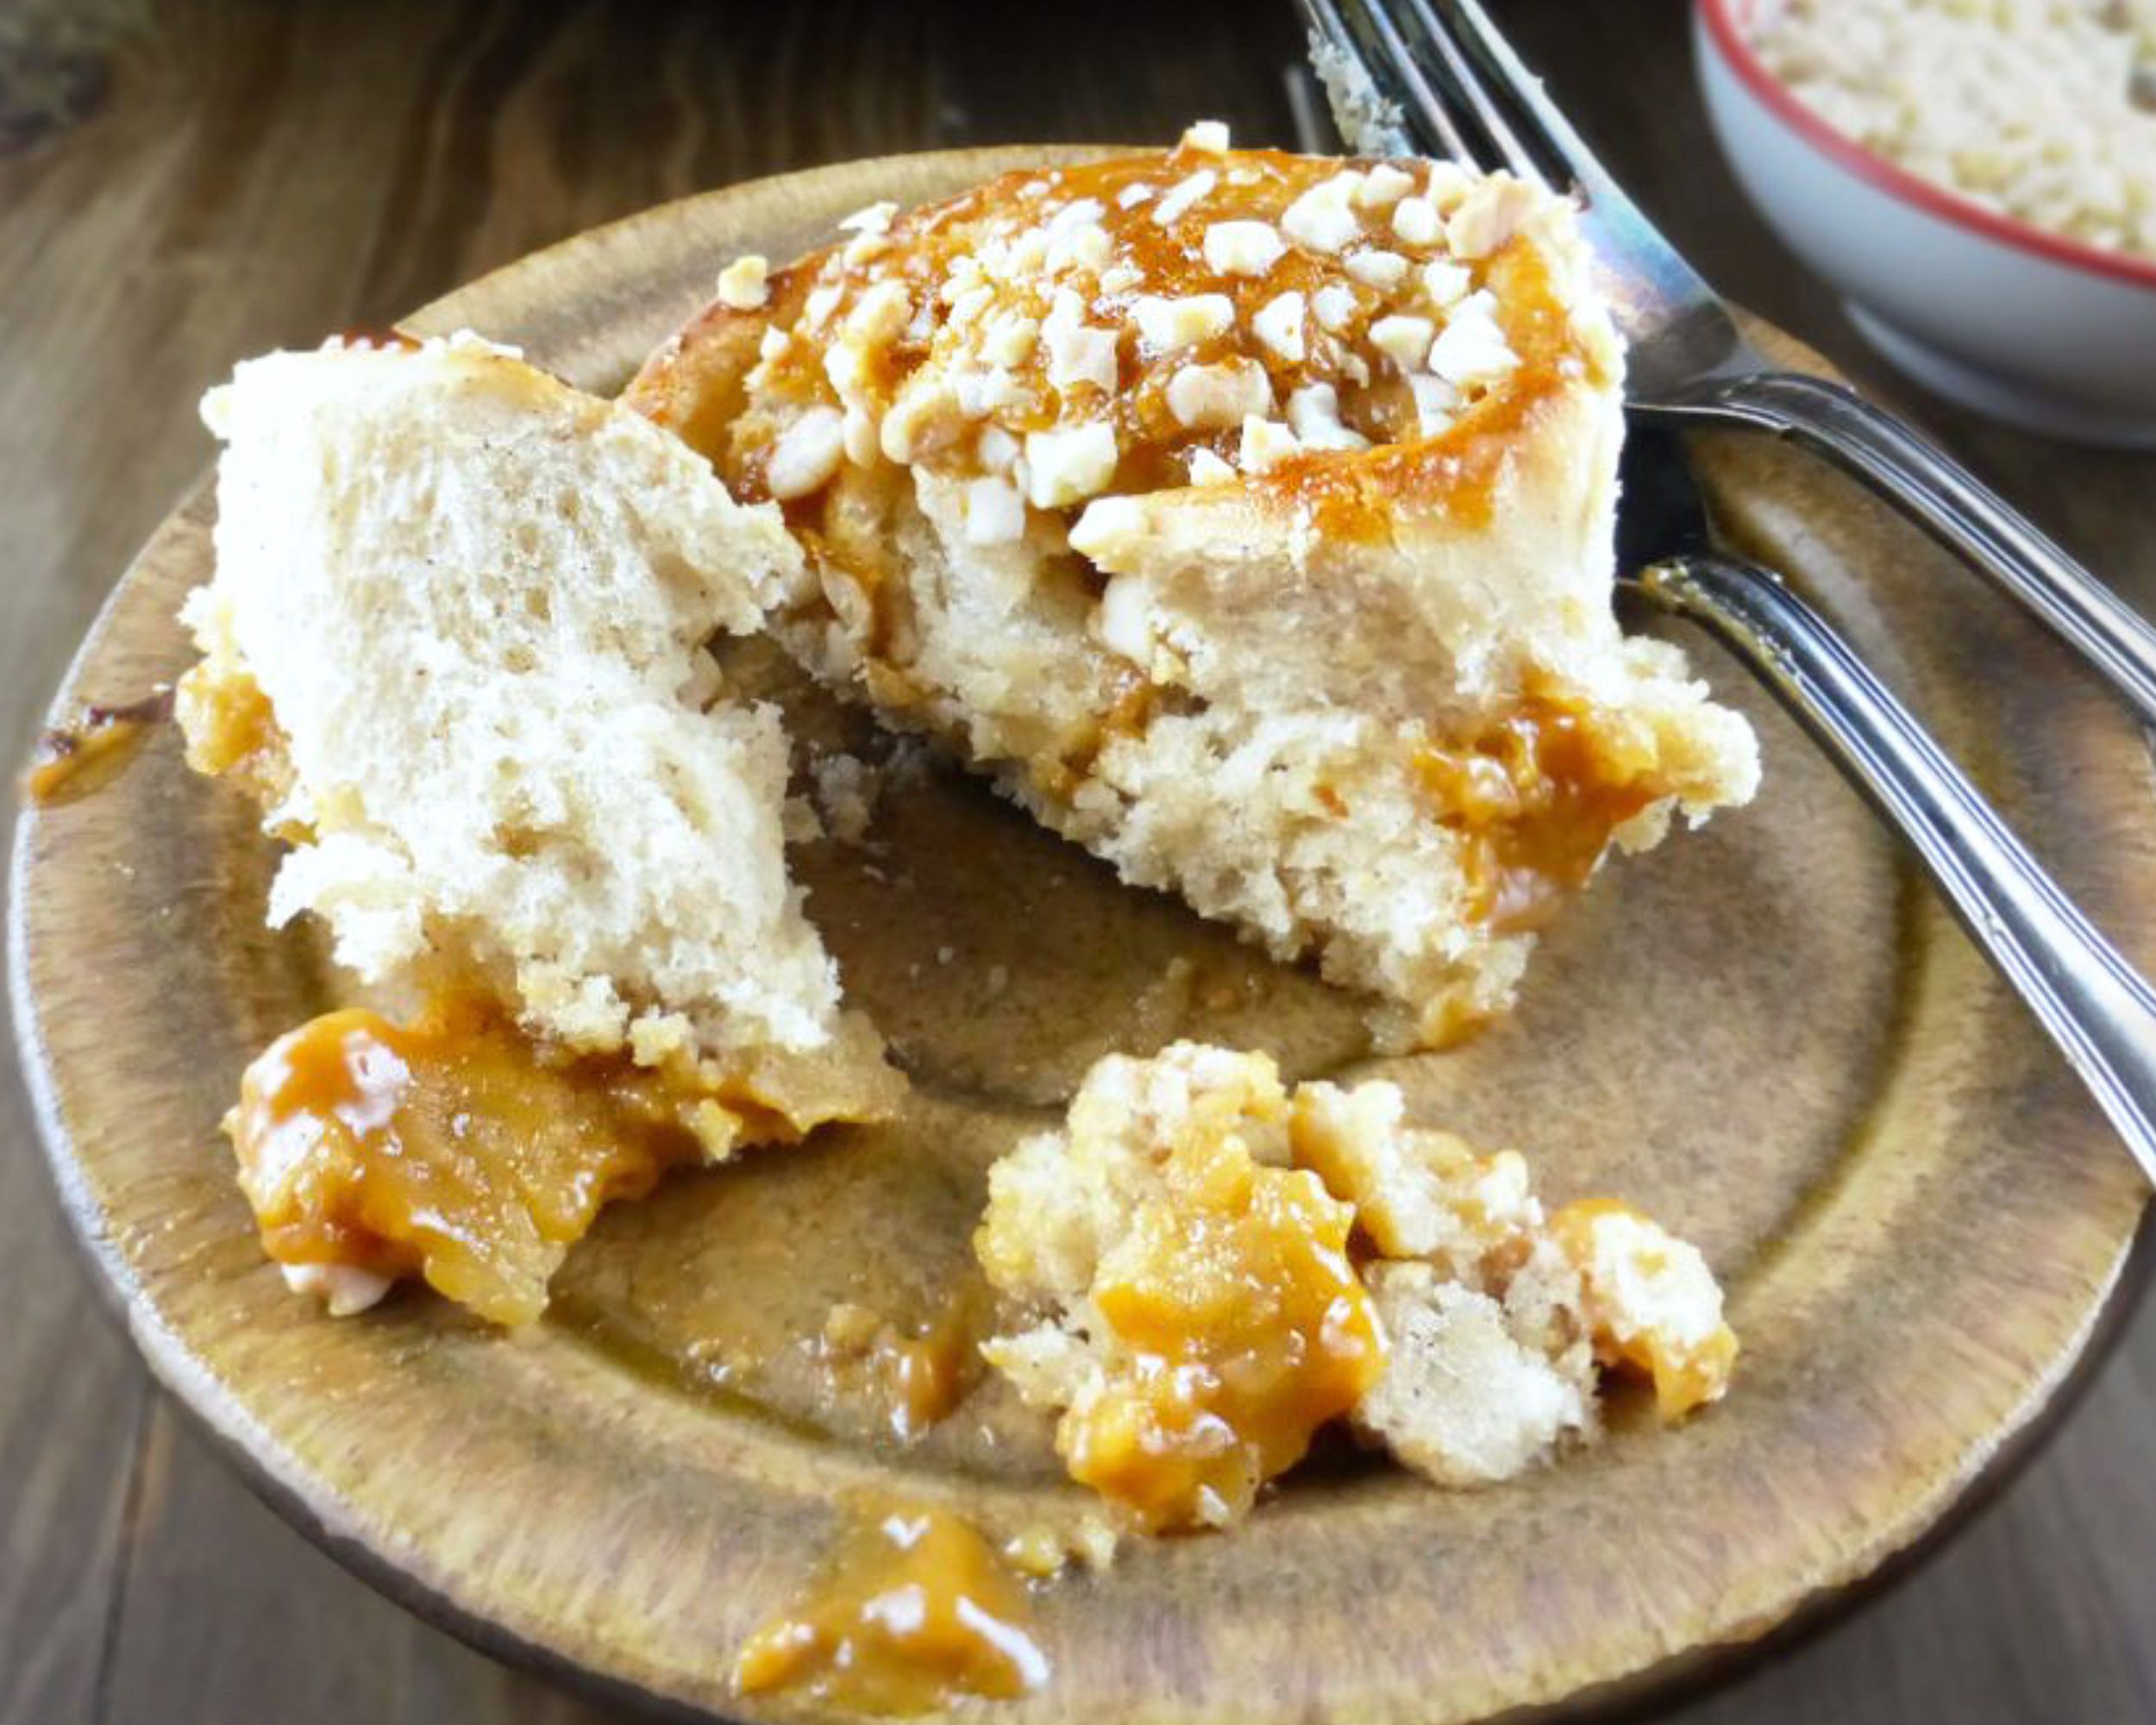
[{"xmin": 11, "ymin": 147, "xmax": 2156, "ymax": 1724}]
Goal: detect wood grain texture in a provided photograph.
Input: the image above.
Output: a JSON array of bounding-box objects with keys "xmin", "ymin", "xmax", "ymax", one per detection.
[{"xmin": 0, "ymin": 3, "xmax": 2151, "ymax": 1723}]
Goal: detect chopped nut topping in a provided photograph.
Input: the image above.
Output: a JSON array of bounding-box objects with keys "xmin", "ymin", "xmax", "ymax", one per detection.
[
  {"xmin": 1445, "ymin": 176, "xmax": 1538, "ymax": 259},
  {"xmin": 707, "ymin": 147, "xmax": 1602, "ymax": 533},
  {"xmin": 1251, "ymin": 291, "xmax": 1307, "ymax": 363},
  {"xmin": 839, "ymin": 199, "xmax": 899, "ymax": 235},
  {"xmin": 947, "ymin": 283, "xmax": 993, "ymax": 329},
  {"xmin": 1166, "ymin": 357, "xmax": 1273, "ymax": 430},
  {"xmin": 981, "ymin": 309, "xmax": 1041, "ymax": 369},
  {"xmin": 951, "ymin": 365, "xmax": 1025, "ymax": 419},
  {"xmin": 716, "ymin": 254, "xmax": 769, "ymax": 310},
  {"xmin": 1131, "ymin": 292, "xmax": 1234, "ymax": 352},
  {"xmin": 1153, "ymin": 169, "xmax": 1219, "ymax": 226},
  {"xmin": 1202, "ymin": 219, "xmax": 1287, "ymax": 276},
  {"xmin": 1051, "ymin": 221, "xmax": 1112, "ymax": 273},
  {"xmin": 1281, "ymin": 171, "xmax": 1363, "ymax": 252},
  {"xmin": 843, "ymin": 230, "xmax": 893, "ymax": 267},
  {"xmin": 1353, "ymin": 163, "xmax": 1416, "ymax": 207},
  {"xmin": 1181, "ymin": 118, "xmax": 1232, "ymax": 155},
  {"xmin": 1287, "ymin": 381, "xmax": 1368, "ymax": 450},
  {"xmin": 1042, "ymin": 287, "xmax": 1119, "ymax": 395},
  {"xmin": 1409, "ymin": 373, "xmax": 1460, "ymax": 437},
  {"xmin": 768, "ymin": 406, "xmax": 846, "ymax": 499},
  {"xmin": 1369, "ymin": 314, "xmax": 1435, "ymax": 372},
  {"xmin": 1237, "ymin": 415, "xmax": 1301, "ymax": 473},
  {"xmin": 1422, "ymin": 258, "xmax": 1473, "ymax": 306},
  {"xmin": 843, "ymin": 279, "xmax": 912, "ymax": 348},
  {"xmin": 1425, "ymin": 160, "xmax": 1476, "ymax": 209},
  {"xmin": 1047, "ymin": 197, "xmax": 1106, "ymax": 234},
  {"xmin": 881, "ymin": 387, "xmax": 943, "ymax": 463},
  {"xmin": 1024, "ymin": 422, "xmax": 1120, "ymax": 507},
  {"xmin": 1427, "ymin": 292, "xmax": 1518, "ymax": 386},
  {"xmin": 1069, "ymin": 498, "xmax": 1146, "ymax": 570},
  {"xmin": 1345, "ymin": 248, "xmax": 1409, "ymax": 287},
  {"xmin": 1188, "ymin": 446, "xmax": 1237, "ymax": 485},
  {"xmin": 842, "ymin": 404, "xmax": 881, "ymax": 466},
  {"xmin": 1390, "ymin": 197, "xmax": 1441, "ymax": 247},
  {"xmin": 1312, "ymin": 281, "xmax": 1360, "ymax": 332}
]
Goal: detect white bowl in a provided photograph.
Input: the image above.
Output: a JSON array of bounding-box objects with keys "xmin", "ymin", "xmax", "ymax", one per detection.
[{"xmin": 1695, "ymin": 0, "xmax": 2156, "ymax": 448}]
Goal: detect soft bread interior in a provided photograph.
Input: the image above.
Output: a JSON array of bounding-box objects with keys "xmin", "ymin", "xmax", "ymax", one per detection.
[{"xmin": 180, "ymin": 333, "xmax": 881, "ymax": 1083}]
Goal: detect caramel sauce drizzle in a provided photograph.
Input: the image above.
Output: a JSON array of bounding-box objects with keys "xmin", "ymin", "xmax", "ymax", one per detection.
[
  {"xmin": 730, "ymin": 147, "xmax": 1595, "ymax": 519},
  {"xmin": 22, "ymin": 688, "xmax": 174, "ymax": 806},
  {"xmin": 1413, "ymin": 690, "xmax": 1666, "ymax": 936},
  {"xmin": 734, "ymin": 1502, "xmax": 1050, "ymax": 1715},
  {"xmin": 1059, "ymin": 1123, "xmax": 1385, "ymax": 1534},
  {"xmin": 228, "ymin": 991, "xmax": 764, "ymax": 1327},
  {"xmin": 819, "ymin": 1297, "xmax": 985, "ymax": 1442}
]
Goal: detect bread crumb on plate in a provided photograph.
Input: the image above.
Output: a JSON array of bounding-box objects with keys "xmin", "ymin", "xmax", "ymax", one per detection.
[{"xmin": 976, "ymin": 1042, "xmax": 1734, "ymax": 1526}]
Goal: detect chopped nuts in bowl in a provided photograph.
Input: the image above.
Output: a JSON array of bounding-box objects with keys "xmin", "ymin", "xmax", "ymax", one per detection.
[{"xmin": 1697, "ymin": 0, "xmax": 2156, "ymax": 445}]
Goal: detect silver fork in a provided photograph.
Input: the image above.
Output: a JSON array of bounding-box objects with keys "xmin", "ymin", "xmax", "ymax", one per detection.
[
  {"xmin": 1616, "ymin": 426, "xmax": 2156, "ymax": 1184},
  {"xmin": 1300, "ymin": 0, "xmax": 2156, "ymax": 729}
]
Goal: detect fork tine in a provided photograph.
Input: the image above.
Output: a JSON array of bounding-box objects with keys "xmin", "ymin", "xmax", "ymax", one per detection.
[
  {"xmin": 1295, "ymin": 0, "xmax": 1495, "ymax": 169},
  {"xmin": 1402, "ymin": 0, "xmax": 1620, "ymax": 199},
  {"xmin": 1295, "ymin": 0, "xmax": 1402, "ymax": 153},
  {"xmin": 1379, "ymin": 0, "xmax": 1554, "ymax": 186},
  {"xmin": 1341, "ymin": 0, "xmax": 1502, "ymax": 171}
]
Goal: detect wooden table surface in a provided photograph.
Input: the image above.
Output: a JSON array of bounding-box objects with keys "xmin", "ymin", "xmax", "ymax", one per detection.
[{"xmin": 3, "ymin": 2, "xmax": 2152, "ymax": 1720}]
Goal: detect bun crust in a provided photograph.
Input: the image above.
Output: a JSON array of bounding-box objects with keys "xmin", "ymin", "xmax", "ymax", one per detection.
[{"xmin": 630, "ymin": 146, "xmax": 1758, "ymax": 1045}]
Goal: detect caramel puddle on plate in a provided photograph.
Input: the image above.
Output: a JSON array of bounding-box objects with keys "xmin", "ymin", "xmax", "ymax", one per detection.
[
  {"xmin": 735, "ymin": 1501, "xmax": 1051, "ymax": 1716},
  {"xmin": 551, "ymin": 1105, "xmax": 1060, "ymax": 1475},
  {"xmin": 818, "ymin": 1295, "xmax": 988, "ymax": 1442},
  {"xmin": 22, "ymin": 688, "xmax": 173, "ymax": 806}
]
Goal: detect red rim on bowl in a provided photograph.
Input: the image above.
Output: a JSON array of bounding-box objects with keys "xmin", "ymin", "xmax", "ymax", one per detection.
[{"xmin": 1698, "ymin": 0, "xmax": 2156, "ymax": 296}]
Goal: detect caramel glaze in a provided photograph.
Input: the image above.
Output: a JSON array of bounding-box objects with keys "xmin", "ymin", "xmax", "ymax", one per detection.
[
  {"xmin": 174, "ymin": 658, "xmax": 293, "ymax": 818},
  {"xmin": 639, "ymin": 158, "xmax": 1595, "ymax": 678},
  {"xmin": 23, "ymin": 688, "xmax": 174, "ymax": 806},
  {"xmin": 721, "ymin": 152, "xmax": 1595, "ymax": 505},
  {"xmin": 332, "ymin": 324, "xmax": 422, "ymax": 352},
  {"xmin": 1265, "ymin": 242, "xmax": 1580, "ymax": 542},
  {"xmin": 734, "ymin": 1502, "xmax": 1050, "ymax": 1715},
  {"xmin": 1413, "ymin": 689, "xmax": 1665, "ymax": 937},
  {"xmin": 1062, "ymin": 1132, "xmax": 1385, "ymax": 1534},
  {"xmin": 229, "ymin": 991, "xmax": 798, "ymax": 1327},
  {"xmin": 636, "ymin": 149, "xmax": 1603, "ymax": 558}
]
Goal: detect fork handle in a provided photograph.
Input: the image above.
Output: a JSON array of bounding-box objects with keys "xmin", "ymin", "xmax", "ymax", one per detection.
[
  {"xmin": 1641, "ymin": 373, "xmax": 2156, "ymax": 731},
  {"xmin": 1638, "ymin": 549, "xmax": 2156, "ymax": 1188}
]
